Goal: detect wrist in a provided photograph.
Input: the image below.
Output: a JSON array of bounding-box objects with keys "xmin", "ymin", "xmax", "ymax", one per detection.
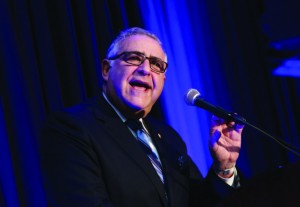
[{"xmin": 213, "ymin": 164, "xmax": 236, "ymax": 178}]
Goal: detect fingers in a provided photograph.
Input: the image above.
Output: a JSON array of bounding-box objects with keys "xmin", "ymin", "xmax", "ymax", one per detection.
[
  {"xmin": 211, "ymin": 115, "xmax": 244, "ymax": 131},
  {"xmin": 227, "ymin": 121, "xmax": 244, "ymax": 131},
  {"xmin": 209, "ymin": 130, "xmax": 221, "ymax": 147},
  {"xmin": 211, "ymin": 115, "xmax": 225, "ymax": 127},
  {"xmin": 234, "ymin": 123, "xmax": 244, "ymax": 131}
]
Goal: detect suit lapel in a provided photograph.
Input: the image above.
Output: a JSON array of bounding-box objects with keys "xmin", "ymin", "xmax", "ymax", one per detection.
[
  {"xmin": 91, "ymin": 95, "xmax": 168, "ymax": 207},
  {"xmin": 145, "ymin": 119, "xmax": 191, "ymax": 207}
]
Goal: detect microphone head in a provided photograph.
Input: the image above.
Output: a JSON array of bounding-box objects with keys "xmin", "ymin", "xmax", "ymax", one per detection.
[{"xmin": 184, "ymin": 89, "xmax": 200, "ymax": 105}]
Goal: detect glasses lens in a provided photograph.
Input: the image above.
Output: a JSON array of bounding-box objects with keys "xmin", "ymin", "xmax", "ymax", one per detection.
[
  {"xmin": 150, "ymin": 58, "xmax": 166, "ymax": 73},
  {"xmin": 122, "ymin": 53, "xmax": 144, "ymax": 65},
  {"xmin": 118, "ymin": 52, "xmax": 167, "ymax": 73}
]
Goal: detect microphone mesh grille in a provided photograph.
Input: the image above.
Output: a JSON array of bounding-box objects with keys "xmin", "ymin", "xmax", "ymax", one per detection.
[{"xmin": 184, "ymin": 89, "xmax": 200, "ymax": 105}]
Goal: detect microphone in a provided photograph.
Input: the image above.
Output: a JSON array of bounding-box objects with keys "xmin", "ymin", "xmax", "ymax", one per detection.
[
  {"xmin": 185, "ymin": 89, "xmax": 300, "ymax": 156},
  {"xmin": 184, "ymin": 89, "xmax": 247, "ymax": 125}
]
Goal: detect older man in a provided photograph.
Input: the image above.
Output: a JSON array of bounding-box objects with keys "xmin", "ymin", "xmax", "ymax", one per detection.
[{"xmin": 40, "ymin": 27, "xmax": 243, "ymax": 207}]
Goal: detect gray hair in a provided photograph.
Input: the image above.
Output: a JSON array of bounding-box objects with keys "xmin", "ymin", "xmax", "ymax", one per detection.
[{"xmin": 106, "ymin": 27, "xmax": 167, "ymax": 59}]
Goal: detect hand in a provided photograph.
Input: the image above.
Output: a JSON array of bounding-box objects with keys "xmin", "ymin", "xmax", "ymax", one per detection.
[{"xmin": 209, "ymin": 115, "xmax": 244, "ymax": 177}]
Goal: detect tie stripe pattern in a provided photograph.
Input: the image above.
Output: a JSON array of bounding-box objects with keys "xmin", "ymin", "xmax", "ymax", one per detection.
[{"xmin": 126, "ymin": 119, "xmax": 164, "ymax": 183}]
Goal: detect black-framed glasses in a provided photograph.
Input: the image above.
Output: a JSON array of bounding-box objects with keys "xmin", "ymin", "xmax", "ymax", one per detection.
[{"xmin": 108, "ymin": 51, "xmax": 168, "ymax": 73}]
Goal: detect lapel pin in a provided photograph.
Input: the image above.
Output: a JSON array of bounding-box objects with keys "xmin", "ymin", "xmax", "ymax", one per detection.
[
  {"xmin": 158, "ymin": 133, "xmax": 162, "ymax": 139},
  {"xmin": 178, "ymin": 155, "xmax": 185, "ymax": 169}
]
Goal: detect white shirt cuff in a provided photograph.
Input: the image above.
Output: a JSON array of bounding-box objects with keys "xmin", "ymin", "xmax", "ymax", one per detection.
[{"xmin": 218, "ymin": 167, "xmax": 237, "ymax": 186}]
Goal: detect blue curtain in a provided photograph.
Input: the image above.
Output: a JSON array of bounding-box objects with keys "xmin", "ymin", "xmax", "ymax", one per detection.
[
  {"xmin": 138, "ymin": 0, "xmax": 300, "ymax": 177},
  {"xmin": 0, "ymin": 99, "xmax": 19, "ymax": 207},
  {"xmin": 138, "ymin": 0, "xmax": 217, "ymax": 175},
  {"xmin": 0, "ymin": 0, "xmax": 143, "ymax": 206}
]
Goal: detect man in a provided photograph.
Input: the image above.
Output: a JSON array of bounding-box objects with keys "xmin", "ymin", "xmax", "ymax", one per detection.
[{"xmin": 40, "ymin": 27, "xmax": 244, "ymax": 207}]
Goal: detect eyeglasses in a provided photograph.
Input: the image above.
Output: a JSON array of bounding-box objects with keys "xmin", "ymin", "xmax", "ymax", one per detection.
[{"xmin": 108, "ymin": 51, "xmax": 168, "ymax": 73}]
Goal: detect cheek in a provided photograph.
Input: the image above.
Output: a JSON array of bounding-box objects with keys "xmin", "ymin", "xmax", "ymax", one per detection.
[
  {"xmin": 153, "ymin": 76, "xmax": 165, "ymax": 96},
  {"xmin": 157, "ymin": 75, "xmax": 166, "ymax": 88},
  {"xmin": 105, "ymin": 73, "xmax": 126, "ymax": 99},
  {"xmin": 109, "ymin": 69, "xmax": 128, "ymax": 87}
]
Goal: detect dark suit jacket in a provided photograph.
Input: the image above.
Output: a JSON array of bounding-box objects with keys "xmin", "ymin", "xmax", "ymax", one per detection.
[{"xmin": 39, "ymin": 95, "xmax": 235, "ymax": 207}]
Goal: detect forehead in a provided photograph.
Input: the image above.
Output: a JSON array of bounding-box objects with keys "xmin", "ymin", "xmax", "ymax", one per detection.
[{"xmin": 117, "ymin": 35, "xmax": 166, "ymax": 60}]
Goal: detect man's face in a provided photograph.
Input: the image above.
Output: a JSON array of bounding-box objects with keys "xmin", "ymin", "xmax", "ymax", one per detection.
[{"xmin": 102, "ymin": 34, "xmax": 166, "ymax": 118}]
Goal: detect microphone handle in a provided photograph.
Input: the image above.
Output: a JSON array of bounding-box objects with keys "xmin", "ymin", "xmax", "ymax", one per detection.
[{"xmin": 194, "ymin": 98, "xmax": 247, "ymax": 125}]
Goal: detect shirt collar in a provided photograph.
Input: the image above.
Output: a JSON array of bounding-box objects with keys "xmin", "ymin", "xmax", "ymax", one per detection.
[
  {"xmin": 102, "ymin": 92, "xmax": 145, "ymax": 126},
  {"xmin": 102, "ymin": 92, "xmax": 127, "ymax": 123}
]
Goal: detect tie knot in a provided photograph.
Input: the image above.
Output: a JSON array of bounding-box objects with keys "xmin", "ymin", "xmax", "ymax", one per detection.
[{"xmin": 125, "ymin": 119, "xmax": 144, "ymax": 131}]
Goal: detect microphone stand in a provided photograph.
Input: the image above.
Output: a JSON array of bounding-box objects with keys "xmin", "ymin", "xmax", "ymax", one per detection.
[
  {"xmin": 226, "ymin": 112, "xmax": 300, "ymax": 157},
  {"xmin": 193, "ymin": 97, "xmax": 300, "ymax": 156}
]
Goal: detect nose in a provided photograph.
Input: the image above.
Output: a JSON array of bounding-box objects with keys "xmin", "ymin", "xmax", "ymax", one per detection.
[{"xmin": 136, "ymin": 59, "xmax": 152, "ymax": 75}]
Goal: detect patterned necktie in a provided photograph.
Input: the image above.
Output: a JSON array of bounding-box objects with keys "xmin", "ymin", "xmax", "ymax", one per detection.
[{"xmin": 126, "ymin": 119, "xmax": 164, "ymax": 183}]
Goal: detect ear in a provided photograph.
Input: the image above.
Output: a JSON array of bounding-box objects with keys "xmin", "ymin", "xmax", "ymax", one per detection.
[{"xmin": 101, "ymin": 59, "xmax": 111, "ymax": 81}]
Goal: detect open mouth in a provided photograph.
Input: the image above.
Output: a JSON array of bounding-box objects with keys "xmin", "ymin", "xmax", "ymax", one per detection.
[{"xmin": 129, "ymin": 80, "xmax": 152, "ymax": 91}]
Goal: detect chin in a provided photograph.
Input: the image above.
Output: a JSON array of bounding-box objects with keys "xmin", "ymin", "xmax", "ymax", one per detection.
[
  {"xmin": 125, "ymin": 101, "xmax": 151, "ymax": 111},
  {"xmin": 127, "ymin": 103, "xmax": 148, "ymax": 111},
  {"xmin": 124, "ymin": 98, "xmax": 149, "ymax": 108}
]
